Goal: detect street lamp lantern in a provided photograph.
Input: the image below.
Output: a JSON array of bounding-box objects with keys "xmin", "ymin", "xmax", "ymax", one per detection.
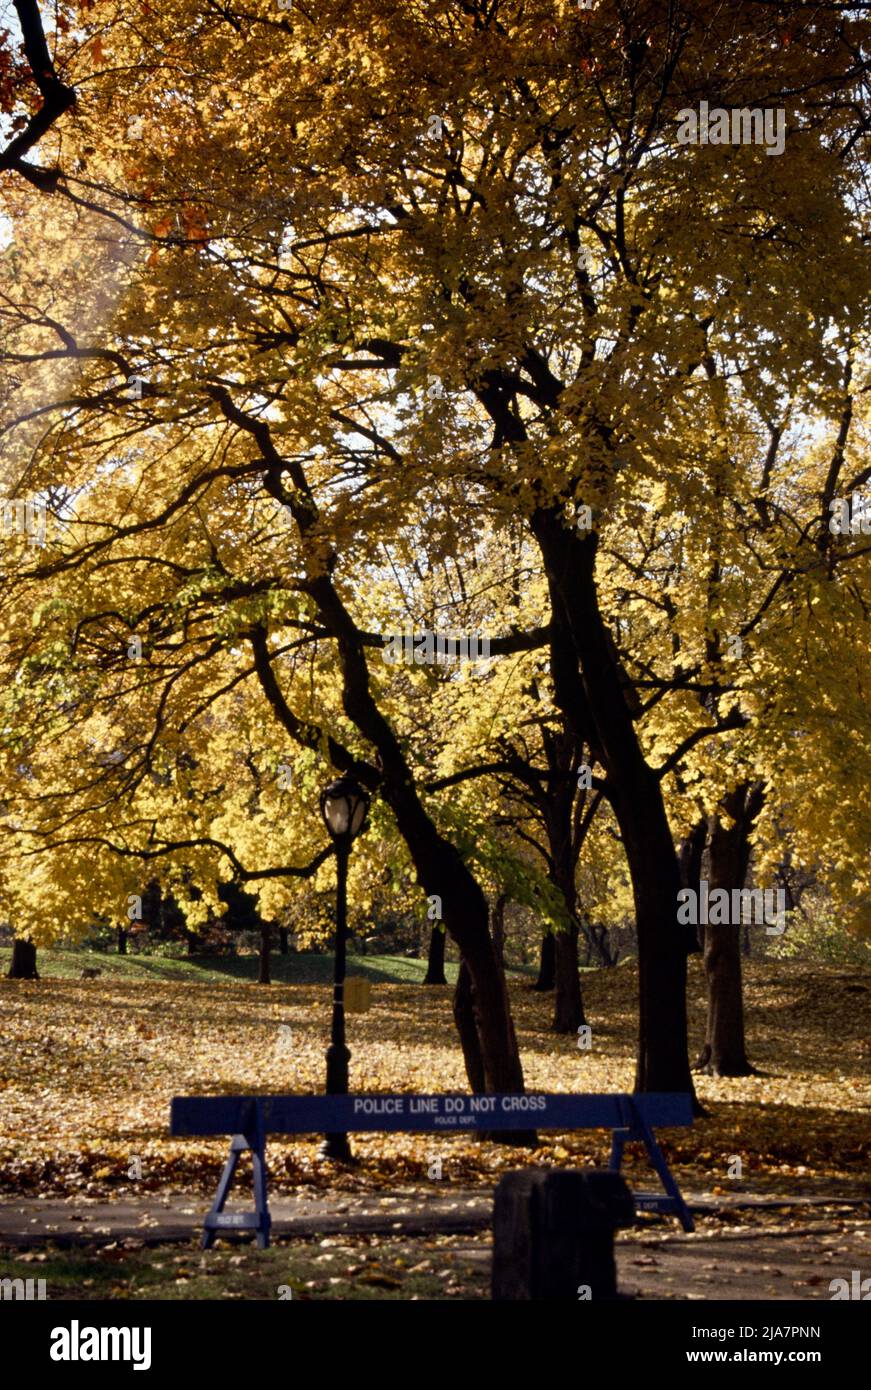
[
  {"xmin": 318, "ymin": 774, "xmax": 370, "ymax": 1162},
  {"xmin": 320, "ymin": 776, "xmax": 369, "ymax": 842}
]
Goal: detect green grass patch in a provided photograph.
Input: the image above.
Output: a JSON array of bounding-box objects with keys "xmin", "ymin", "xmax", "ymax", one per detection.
[
  {"xmin": 0, "ymin": 1235, "xmax": 489, "ymax": 1300},
  {"xmin": 0, "ymin": 945, "xmax": 538, "ymax": 986}
]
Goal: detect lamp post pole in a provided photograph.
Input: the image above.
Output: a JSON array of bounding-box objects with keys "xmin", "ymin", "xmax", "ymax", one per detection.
[
  {"xmin": 322, "ymin": 835, "xmax": 352, "ymax": 1161},
  {"xmin": 318, "ymin": 774, "xmax": 369, "ymax": 1163}
]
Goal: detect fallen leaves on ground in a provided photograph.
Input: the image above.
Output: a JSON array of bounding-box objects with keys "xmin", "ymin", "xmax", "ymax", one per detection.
[{"xmin": 0, "ymin": 959, "xmax": 867, "ymax": 1199}]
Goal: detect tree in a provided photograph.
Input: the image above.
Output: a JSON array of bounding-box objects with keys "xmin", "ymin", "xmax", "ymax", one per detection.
[
  {"xmin": 1, "ymin": 0, "xmax": 870, "ymax": 1103},
  {"xmin": 483, "ymin": 727, "xmax": 606, "ymax": 1032},
  {"xmin": 695, "ymin": 784, "xmax": 764, "ymax": 1077},
  {"xmin": 423, "ymin": 924, "xmax": 448, "ymax": 985},
  {"xmin": 533, "ymin": 931, "xmax": 556, "ymax": 992},
  {"xmin": 7, "ymin": 937, "xmax": 38, "ymax": 979}
]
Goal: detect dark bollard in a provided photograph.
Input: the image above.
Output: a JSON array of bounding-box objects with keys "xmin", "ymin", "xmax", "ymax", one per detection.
[{"xmin": 492, "ymin": 1168, "xmax": 635, "ymax": 1300}]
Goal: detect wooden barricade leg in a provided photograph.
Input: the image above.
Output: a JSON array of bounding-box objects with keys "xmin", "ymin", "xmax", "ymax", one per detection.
[
  {"xmin": 607, "ymin": 1127, "xmax": 627, "ymax": 1175},
  {"xmin": 203, "ymin": 1135, "xmax": 247, "ymax": 1250},
  {"xmin": 624, "ymin": 1100, "xmax": 695, "ymax": 1233},
  {"xmin": 201, "ymin": 1102, "xmax": 272, "ymax": 1249},
  {"xmin": 251, "ymin": 1105, "xmax": 271, "ymax": 1249}
]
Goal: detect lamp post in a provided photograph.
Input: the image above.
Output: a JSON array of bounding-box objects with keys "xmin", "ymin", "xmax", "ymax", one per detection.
[{"xmin": 318, "ymin": 774, "xmax": 370, "ymax": 1161}]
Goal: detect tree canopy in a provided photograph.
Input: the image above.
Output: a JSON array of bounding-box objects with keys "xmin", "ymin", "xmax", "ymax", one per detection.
[{"xmin": 2, "ymin": 0, "xmax": 870, "ymax": 1088}]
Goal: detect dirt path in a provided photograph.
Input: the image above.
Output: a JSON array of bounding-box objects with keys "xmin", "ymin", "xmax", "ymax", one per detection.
[
  {"xmin": 1, "ymin": 1189, "xmax": 868, "ymax": 1300},
  {"xmin": 0, "ymin": 1187, "xmax": 493, "ymax": 1245},
  {"xmin": 1, "ymin": 1187, "xmax": 867, "ymax": 1246},
  {"xmin": 617, "ymin": 1215, "xmax": 871, "ymax": 1300}
]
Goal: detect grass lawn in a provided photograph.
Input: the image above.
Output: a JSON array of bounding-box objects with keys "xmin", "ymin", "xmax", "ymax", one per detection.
[
  {"xmin": 0, "ymin": 1233, "xmax": 491, "ymax": 1300},
  {"xmin": 0, "ymin": 945, "xmax": 479, "ymax": 987}
]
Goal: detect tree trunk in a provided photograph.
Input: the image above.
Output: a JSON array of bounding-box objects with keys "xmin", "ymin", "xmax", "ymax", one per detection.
[
  {"xmin": 117, "ymin": 926, "xmax": 127, "ymax": 955},
  {"xmin": 678, "ymin": 819, "xmax": 707, "ymax": 954},
  {"xmin": 257, "ymin": 580, "xmax": 527, "ymax": 1096},
  {"xmin": 453, "ymin": 958, "xmax": 535, "ymax": 1144},
  {"xmin": 258, "ymin": 923, "xmax": 272, "ymax": 985},
  {"xmin": 549, "ymin": 819, "xmax": 586, "ymax": 1030},
  {"xmin": 531, "ymin": 508, "xmax": 695, "ymax": 1099},
  {"xmin": 695, "ymin": 785, "xmax": 763, "ymax": 1076},
  {"xmin": 7, "ymin": 939, "xmax": 39, "ymax": 979},
  {"xmin": 585, "ymin": 919, "xmax": 619, "ymax": 966},
  {"xmin": 453, "ymin": 960, "xmax": 486, "ymax": 1092},
  {"xmin": 492, "ymin": 894, "xmax": 507, "ymax": 968},
  {"xmin": 457, "ymin": 926, "xmax": 525, "ymax": 1092},
  {"xmin": 533, "ymin": 932, "xmax": 556, "ymax": 991},
  {"xmin": 612, "ymin": 760, "xmax": 692, "ymax": 1094},
  {"xmin": 678, "ymin": 819, "xmax": 708, "ymax": 890},
  {"xmin": 553, "ymin": 921, "xmax": 586, "ymax": 1033},
  {"xmin": 279, "ymin": 927, "xmax": 289, "ymax": 955},
  {"xmin": 696, "ymin": 921, "xmax": 750, "ymax": 1077},
  {"xmin": 423, "ymin": 924, "xmax": 447, "ymax": 984}
]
